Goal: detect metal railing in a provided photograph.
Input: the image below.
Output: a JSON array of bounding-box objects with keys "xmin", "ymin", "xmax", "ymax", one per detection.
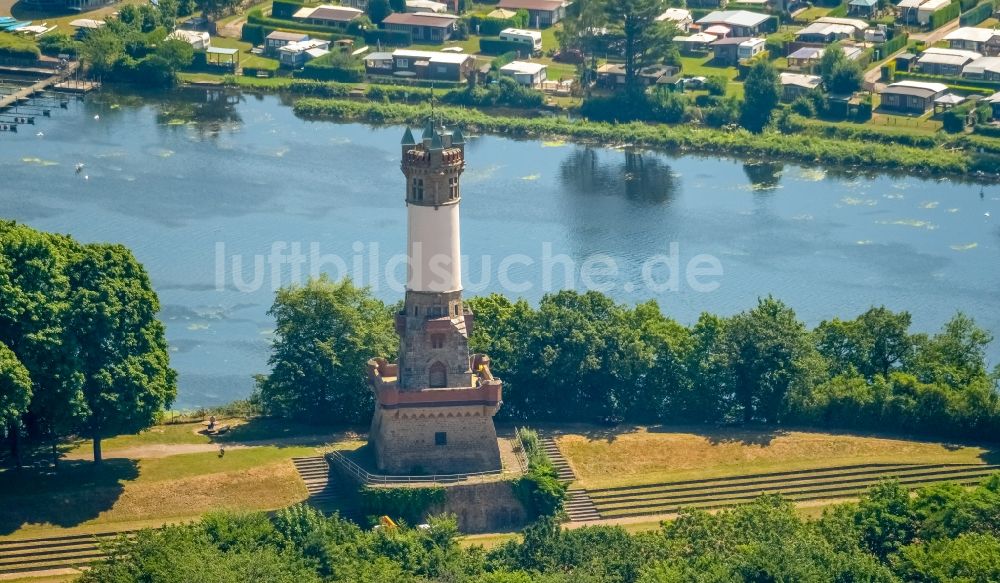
[{"xmin": 327, "ymin": 450, "xmax": 515, "ymax": 486}]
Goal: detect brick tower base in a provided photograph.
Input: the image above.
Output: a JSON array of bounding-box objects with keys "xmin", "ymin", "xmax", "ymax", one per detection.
[{"xmin": 367, "ymin": 356, "xmax": 503, "ymax": 475}]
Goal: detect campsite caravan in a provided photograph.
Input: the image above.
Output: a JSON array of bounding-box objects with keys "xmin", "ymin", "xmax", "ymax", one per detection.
[{"xmin": 499, "ymin": 28, "xmax": 543, "ymax": 54}]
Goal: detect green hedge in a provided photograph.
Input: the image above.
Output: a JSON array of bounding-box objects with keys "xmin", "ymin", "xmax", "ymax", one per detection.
[
  {"xmin": 298, "ymin": 61, "xmax": 364, "ymax": 82},
  {"xmin": 272, "ymin": 0, "xmax": 307, "ymax": 19},
  {"xmin": 465, "ymin": 11, "xmax": 528, "ymax": 35},
  {"xmin": 959, "ymin": 0, "xmax": 980, "ymax": 11},
  {"xmin": 241, "ymin": 22, "xmax": 266, "ymax": 44},
  {"xmin": 242, "ymin": 66, "xmax": 277, "ymax": 77},
  {"xmin": 929, "ymin": 2, "xmax": 961, "ymax": 29},
  {"xmin": 247, "ymin": 10, "xmax": 361, "ymax": 40},
  {"xmin": 363, "ymin": 29, "xmax": 412, "ymax": 46},
  {"xmin": 479, "ymin": 37, "xmax": 533, "ymax": 56},
  {"xmin": 974, "ymin": 124, "xmax": 1000, "ymax": 137},
  {"xmin": 960, "ymin": 1, "xmax": 993, "ymax": 25},
  {"xmin": 879, "ymin": 32, "xmax": 909, "ymax": 57},
  {"xmin": 359, "ymin": 486, "xmax": 446, "ymax": 525}
]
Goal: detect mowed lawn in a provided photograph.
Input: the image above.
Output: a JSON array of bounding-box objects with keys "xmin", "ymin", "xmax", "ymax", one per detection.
[
  {"xmin": 558, "ymin": 426, "xmax": 992, "ymax": 490},
  {"xmin": 0, "ymin": 419, "xmax": 365, "ymax": 541}
]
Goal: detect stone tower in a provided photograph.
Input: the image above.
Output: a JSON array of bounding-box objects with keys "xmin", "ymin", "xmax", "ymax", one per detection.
[{"xmin": 367, "ymin": 121, "xmax": 503, "ymax": 474}]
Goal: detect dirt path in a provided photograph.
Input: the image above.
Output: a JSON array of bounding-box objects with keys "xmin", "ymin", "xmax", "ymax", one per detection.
[
  {"xmin": 62, "ymin": 443, "xmax": 249, "ymax": 460},
  {"xmin": 218, "ymin": 16, "xmax": 246, "ymax": 39}
]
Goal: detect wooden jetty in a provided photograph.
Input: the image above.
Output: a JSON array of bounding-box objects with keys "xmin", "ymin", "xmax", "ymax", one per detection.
[{"xmin": 0, "ymin": 62, "xmax": 97, "ymax": 111}]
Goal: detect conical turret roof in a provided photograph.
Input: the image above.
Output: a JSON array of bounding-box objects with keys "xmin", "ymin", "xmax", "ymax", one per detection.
[{"xmin": 401, "ymin": 127, "xmax": 416, "ymax": 146}]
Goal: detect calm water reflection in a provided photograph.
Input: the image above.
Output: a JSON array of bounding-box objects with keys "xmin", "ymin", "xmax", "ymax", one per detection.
[{"xmin": 2, "ymin": 88, "xmax": 997, "ymax": 407}]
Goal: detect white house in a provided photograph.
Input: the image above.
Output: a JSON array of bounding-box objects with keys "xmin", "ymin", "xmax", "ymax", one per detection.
[
  {"xmin": 963, "ymin": 56, "xmax": 1000, "ymax": 79},
  {"xmin": 500, "ymin": 60, "xmax": 548, "ymax": 86},
  {"xmin": 917, "ymin": 47, "xmax": 982, "ymax": 76},
  {"xmin": 656, "ymin": 8, "xmax": 693, "ymax": 32},
  {"xmin": 279, "ymin": 38, "xmax": 331, "ymax": 67},
  {"xmin": 696, "ymin": 10, "xmax": 772, "ymax": 37},
  {"xmin": 945, "ymin": 27, "xmax": 1000, "ymax": 54},
  {"xmin": 167, "ymin": 29, "xmax": 211, "ymax": 50},
  {"xmin": 406, "ymin": 0, "xmax": 449, "ymax": 13},
  {"xmin": 916, "ymin": 0, "xmax": 950, "ymax": 26}
]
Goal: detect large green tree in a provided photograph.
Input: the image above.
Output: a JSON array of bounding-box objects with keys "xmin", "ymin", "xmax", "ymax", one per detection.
[
  {"xmin": 368, "ymin": 0, "xmax": 391, "ymax": 24},
  {"xmin": 255, "ymin": 277, "xmax": 396, "ymax": 424},
  {"xmin": 740, "ymin": 60, "xmax": 781, "ymax": 133},
  {"xmin": 603, "ymin": 0, "xmax": 674, "ymax": 94},
  {"xmin": 0, "ymin": 222, "xmax": 81, "ymax": 463},
  {"xmin": 723, "ymin": 297, "xmax": 819, "ymax": 423},
  {"xmin": 815, "ymin": 307, "xmax": 914, "ymax": 379},
  {"xmin": 65, "ymin": 243, "xmax": 176, "ymax": 463},
  {"xmin": 817, "ymin": 44, "xmax": 863, "ymax": 95}
]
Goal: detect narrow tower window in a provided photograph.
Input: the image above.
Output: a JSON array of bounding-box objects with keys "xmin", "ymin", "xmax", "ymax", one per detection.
[
  {"xmin": 431, "ymin": 334, "xmax": 445, "ymax": 349},
  {"xmin": 429, "ymin": 361, "xmax": 447, "ymax": 388},
  {"xmin": 412, "ymin": 178, "xmax": 424, "ymax": 201},
  {"xmin": 448, "ymin": 177, "xmax": 459, "ymax": 200}
]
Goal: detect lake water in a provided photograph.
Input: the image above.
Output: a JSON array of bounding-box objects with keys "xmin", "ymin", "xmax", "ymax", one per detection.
[{"xmin": 2, "ymin": 88, "xmax": 998, "ymax": 408}]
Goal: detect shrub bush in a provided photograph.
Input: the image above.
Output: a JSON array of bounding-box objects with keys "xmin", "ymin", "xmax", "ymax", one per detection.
[
  {"xmin": 791, "ymin": 95, "xmax": 817, "ymax": 117},
  {"xmin": 37, "ymin": 32, "xmax": 80, "ymax": 57},
  {"xmin": 241, "ymin": 23, "xmax": 266, "ymax": 44},
  {"xmin": 705, "ymin": 75, "xmax": 729, "ymax": 96},
  {"xmin": 288, "ymin": 79, "xmax": 352, "ymax": 96},
  {"xmin": 359, "ymin": 486, "xmax": 446, "ymax": 525},
  {"xmin": 299, "ymin": 52, "xmax": 364, "ymax": 82},
  {"xmin": 959, "ymin": 0, "xmax": 980, "ymax": 11},
  {"xmin": 511, "ymin": 427, "xmax": 568, "ymax": 519},
  {"xmin": 465, "ymin": 10, "xmax": 528, "ymax": 36}
]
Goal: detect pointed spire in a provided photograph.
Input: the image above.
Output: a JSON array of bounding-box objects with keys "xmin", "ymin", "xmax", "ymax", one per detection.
[
  {"xmin": 430, "ymin": 129, "xmax": 443, "ymax": 150},
  {"xmin": 452, "ymin": 127, "xmax": 465, "ymax": 145},
  {"xmin": 421, "ymin": 118, "xmax": 434, "ymax": 140},
  {"xmin": 401, "ymin": 126, "xmax": 416, "ymax": 146}
]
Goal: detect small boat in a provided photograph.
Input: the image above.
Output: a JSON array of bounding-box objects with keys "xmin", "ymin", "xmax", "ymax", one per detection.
[{"xmin": 2, "ymin": 21, "xmax": 32, "ymax": 31}]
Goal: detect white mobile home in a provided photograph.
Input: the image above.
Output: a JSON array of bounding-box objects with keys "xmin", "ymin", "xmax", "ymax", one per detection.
[{"xmin": 499, "ymin": 28, "xmax": 543, "ymax": 54}]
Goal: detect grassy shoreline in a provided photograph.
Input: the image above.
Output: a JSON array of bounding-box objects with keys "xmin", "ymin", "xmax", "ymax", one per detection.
[
  {"xmin": 177, "ymin": 74, "xmax": 999, "ymax": 180},
  {"xmin": 290, "ymin": 97, "xmax": 998, "ymax": 181}
]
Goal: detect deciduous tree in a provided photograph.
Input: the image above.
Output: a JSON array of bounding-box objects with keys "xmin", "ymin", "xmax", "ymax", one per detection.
[
  {"xmin": 255, "ymin": 277, "xmax": 396, "ymax": 424},
  {"xmin": 740, "ymin": 60, "xmax": 780, "ymax": 132},
  {"xmin": 65, "ymin": 244, "xmax": 176, "ymax": 463}
]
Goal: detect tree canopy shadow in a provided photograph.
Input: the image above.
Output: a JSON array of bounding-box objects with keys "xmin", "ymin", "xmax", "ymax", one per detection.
[
  {"xmin": 645, "ymin": 423, "xmax": 789, "ymax": 447},
  {"xmin": 0, "ymin": 458, "xmax": 138, "ymax": 535},
  {"xmin": 207, "ymin": 416, "xmax": 365, "ymax": 448}
]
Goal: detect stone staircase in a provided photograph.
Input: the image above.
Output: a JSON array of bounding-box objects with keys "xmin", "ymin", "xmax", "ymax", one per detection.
[
  {"xmin": 540, "ymin": 437, "xmax": 576, "ymax": 481},
  {"xmin": 565, "ymin": 489, "xmax": 601, "ymax": 522},
  {"xmin": 539, "ymin": 436, "xmax": 602, "ymax": 522},
  {"xmin": 292, "ymin": 456, "xmax": 350, "ymax": 512},
  {"xmin": 0, "ymin": 530, "xmax": 131, "ymax": 575}
]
